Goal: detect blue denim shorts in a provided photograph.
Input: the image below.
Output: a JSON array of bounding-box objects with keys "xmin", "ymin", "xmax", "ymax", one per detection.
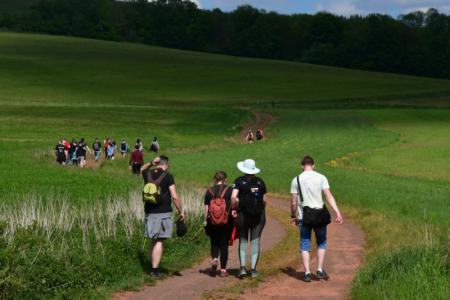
[{"xmin": 298, "ymin": 221, "xmax": 327, "ymax": 252}]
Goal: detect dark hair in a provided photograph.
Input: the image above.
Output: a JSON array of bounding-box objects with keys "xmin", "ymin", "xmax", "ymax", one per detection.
[
  {"xmin": 213, "ymin": 171, "xmax": 227, "ymax": 183},
  {"xmin": 301, "ymin": 156, "xmax": 315, "ymax": 166},
  {"xmin": 153, "ymin": 136, "xmax": 157, "ymax": 141},
  {"xmin": 159, "ymin": 155, "xmax": 169, "ymax": 165},
  {"xmin": 80, "ymin": 138, "xmax": 85, "ymax": 143},
  {"xmin": 135, "ymin": 145, "xmax": 139, "ymax": 150}
]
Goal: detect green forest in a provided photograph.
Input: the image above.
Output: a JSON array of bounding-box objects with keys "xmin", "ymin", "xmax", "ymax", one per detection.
[{"xmin": 1, "ymin": 0, "xmax": 450, "ymax": 79}]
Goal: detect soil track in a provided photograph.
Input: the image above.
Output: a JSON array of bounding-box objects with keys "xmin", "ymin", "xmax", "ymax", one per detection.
[
  {"xmin": 238, "ymin": 198, "xmax": 365, "ymax": 300},
  {"xmin": 113, "ymin": 212, "xmax": 285, "ymax": 300},
  {"xmin": 240, "ymin": 111, "xmax": 274, "ymax": 142}
]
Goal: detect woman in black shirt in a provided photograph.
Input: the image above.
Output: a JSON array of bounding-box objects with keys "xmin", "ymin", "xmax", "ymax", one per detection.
[{"xmin": 204, "ymin": 171, "xmax": 235, "ymax": 277}]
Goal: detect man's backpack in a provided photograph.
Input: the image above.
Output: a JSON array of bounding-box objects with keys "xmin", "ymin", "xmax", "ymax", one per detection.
[
  {"xmin": 150, "ymin": 141, "xmax": 158, "ymax": 152},
  {"xmin": 240, "ymin": 178, "xmax": 264, "ymax": 216},
  {"xmin": 121, "ymin": 142, "xmax": 127, "ymax": 151},
  {"xmin": 256, "ymin": 130, "xmax": 263, "ymax": 140},
  {"xmin": 142, "ymin": 171, "xmax": 168, "ymax": 204},
  {"xmin": 208, "ymin": 187, "xmax": 230, "ymax": 226}
]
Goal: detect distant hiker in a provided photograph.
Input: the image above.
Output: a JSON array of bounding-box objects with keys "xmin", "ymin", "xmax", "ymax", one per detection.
[
  {"xmin": 107, "ymin": 140, "xmax": 116, "ymax": 160},
  {"xmin": 204, "ymin": 171, "xmax": 235, "ymax": 277},
  {"xmin": 290, "ymin": 156, "xmax": 343, "ymax": 282},
  {"xmin": 103, "ymin": 138, "xmax": 110, "ymax": 159},
  {"xmin": 129, "ymin": 145, "xmax": 144, "ymax": 175},
  {"xmin": 245, "ymin": 129, "xmax": 254, "ymax": 144},
  {"xmin": 69, "ymin": 139, "xmax": 78, "ymax": 166},
  {"xmin": 232, "ymin": 159, "xmax": 267, "ymax": 278},
  {"xmin": 62, "ymin": 138, "xmax": 70, "ymax": 164},
  {"xmin": 92, "ymin": 138, "xmax": 102, "ymax": 163},
  {"xmin": 136, "ymin": 138, "xmax": 143, "ymax": 152},
  {"xmin": 140, "ymin": 156, "xmax": 185, "ymax": 277},
  {"xmin": 120, "ymin": 139, "xmax": 129, "ymax": 157},
  {"xmin": 76, "ymin": 138, "xmax": 91, "ymax": 168},
  {"xmin": 255, "ymin": 128, "xmax": 264, "ymax": 141},
  {"xmin": 150, "ymin": 137, "xmax": 160, "ymax": 153},
  {"xmin": 55, "ymin": 140, "xmax": 66, "ymax": 165}
]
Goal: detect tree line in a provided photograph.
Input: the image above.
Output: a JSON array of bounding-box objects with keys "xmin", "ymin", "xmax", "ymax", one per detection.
[{"xmin": 1, "ymin": 0, "xmax": 449, "ymax": 79}]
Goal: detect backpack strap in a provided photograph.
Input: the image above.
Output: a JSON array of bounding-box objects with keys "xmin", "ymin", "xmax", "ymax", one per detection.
[
  {"xmin": 149, "ymin": 171, "xmax": 168, "ymax": 186},
  {"xmin": 220, "ymin": 187, "xmax": 228, "ymax": 199},
  {"xmin": 296, "ymin": 176, "xmax": 304, "ymax": 204}
]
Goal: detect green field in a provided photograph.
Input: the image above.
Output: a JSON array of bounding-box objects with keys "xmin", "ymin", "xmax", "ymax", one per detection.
[{"xmin": 0, "ymin": 33, "xmax": 449, "ymax": 299}]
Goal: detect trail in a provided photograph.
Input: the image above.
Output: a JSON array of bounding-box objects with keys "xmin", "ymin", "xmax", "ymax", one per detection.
[
  {"xmin": 240, "ymin": 111, "xmax": 274, "ymax": 142},
  {"xmin": 238, "ymin": 198, "xmax": 365, "ymax": 300},
  {"xmin": 113, "ymin": 212, "xmax": 286, "ymax": 300}
]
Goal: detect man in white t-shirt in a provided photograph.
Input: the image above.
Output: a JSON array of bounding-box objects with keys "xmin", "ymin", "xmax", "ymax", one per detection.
[{"xmin": 290, "ymin": 156, "xmax": 343, "ymax": 282}]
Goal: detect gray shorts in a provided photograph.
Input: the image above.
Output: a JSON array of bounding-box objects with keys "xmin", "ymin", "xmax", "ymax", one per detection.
[{"xmin": 145, "ymin": 212, "xmax": 173, "ymax": 239}]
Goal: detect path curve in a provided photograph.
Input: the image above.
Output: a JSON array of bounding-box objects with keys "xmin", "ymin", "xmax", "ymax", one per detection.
[
  {"xmin": 238, "ymin": 198, "xmax": 366, "ymax": 300},
  {"xmin": 113, "ymin": 212, "xmax": 286, "ymax": 300}
]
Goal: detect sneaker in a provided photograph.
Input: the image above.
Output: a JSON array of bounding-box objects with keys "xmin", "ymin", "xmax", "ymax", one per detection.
[
  {"xmin": 250, "ymin": 269, "xmax": 258, "ymax": 278},
  {"xmin": 219, "ymin": 270, "xmax": 229, "ymax": 278},
  {"xmin": 150, "ymin": 269, "xmax": 161, "ymax": 278},
  {"xmin": 210, "ymin": 259, "xmax": 219, "ymax": 276},
  {"xmin": 316, "ymin": 269, "xmax": 329, "ymax": 280},
  {"xmin": 239, "ymin": 267, "xmax": 247, "ymax": 278},
  {"xmin": 304, "ymin": 272, "xmax": 312, "ymax": 282}
]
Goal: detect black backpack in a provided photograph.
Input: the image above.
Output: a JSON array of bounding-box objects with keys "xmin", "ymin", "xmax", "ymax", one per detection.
[
  {"xmin": 256, "ymin": 130, "xmax": 263, "ymax": 140},
  {"xmin": 240, "ymin": 177, "xmax": 264, "ymax": 216}
]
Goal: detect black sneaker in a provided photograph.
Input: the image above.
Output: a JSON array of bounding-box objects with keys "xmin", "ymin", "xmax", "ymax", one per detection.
[
  {"xmin": 316, "ymin": 269, "xmax": 329, "ymax": 280},
  {"xmin": 210, "ymin": 261, "xmax": 218, "ymax": 277},
  {"xmin": 239, "ymin": 267, "xmax": 247, "ymax": 278},
  {"xmin": 150, "ymin": 269, "xmax": 161, "ymax": 278},
  {"xmin": 304, "ymin": 272, "xmax": 312, "ymax": 282},
  {"xmin": 250, "ymin": 269, "xmax": 258, "ymax": 278}
]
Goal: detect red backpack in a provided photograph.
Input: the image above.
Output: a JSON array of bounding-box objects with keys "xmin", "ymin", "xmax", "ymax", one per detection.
[{"xmin": 208, "ymin": 187, "xmax": 229, "ymax": 226}]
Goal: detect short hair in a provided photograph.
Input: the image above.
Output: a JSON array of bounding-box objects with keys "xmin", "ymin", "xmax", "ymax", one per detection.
[
  {"xmin": 213, "ymin": 171, "xmax": 227, "ymax": 183},
  {"xmin": 159, "ymin": 155, "xmax": 169, "ymax": 165},
  {"xmin": 301, "ymin": 156, "xmax": 315, "ymax": 166},
  {"xmin": 135, "ymin": 145, "xmax": 139, "ymax": 150}
]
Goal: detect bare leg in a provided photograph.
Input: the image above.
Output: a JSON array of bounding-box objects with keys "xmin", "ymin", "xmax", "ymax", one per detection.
[
  {"xmin": 317, "ymin": 248, "xmax": 326, "ymax": 271},
  {"xmin": 301, "ymin": 251, "xmax": 311, "ymax": 274},
  {"xmin": 152, "ymin": 239, "xmax": 164, "ymax": 269}
]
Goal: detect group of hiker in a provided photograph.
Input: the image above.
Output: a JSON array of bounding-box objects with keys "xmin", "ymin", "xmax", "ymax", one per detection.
[
  {"xmin": 54, "ymin": 137, "xmax": 160, "ymax": 168},
  {"xmin": 245, "ymin": 128, "xmax": 265, "ymax": 143},
  {"xmin": 141, "ymin": 154, "xmax": 343, "ymax": 282}
]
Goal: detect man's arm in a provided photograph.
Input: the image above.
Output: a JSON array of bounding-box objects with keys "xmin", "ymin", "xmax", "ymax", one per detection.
[
  {"xmin": 231, "ymin": 189, "xmax": 239, "ymax": 217},
  {"xmin": 140, "ymin": 162, "xmax": 151, "ymax": 173},
  {"xmin": 323, "ymin": 189, "xmax": 343, "ymax": 224},
  {"xmin": 169, "ymin": 184, "xmax": 185, "ymax": 221}
]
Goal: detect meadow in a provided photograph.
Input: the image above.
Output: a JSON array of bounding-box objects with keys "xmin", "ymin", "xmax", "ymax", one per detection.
[{"xmin": 0, "ymin": 32, "xmax": 449, "ymax": 299}]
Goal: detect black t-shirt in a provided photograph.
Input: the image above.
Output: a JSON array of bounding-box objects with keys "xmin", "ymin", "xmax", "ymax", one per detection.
[
  {"xmin": 76, "ymin": 142, "xmax": 87, "ymax": 157},
  {"xmin": 92, "ymin": 142, "xmax": 101, "ymax": 152},
  {"xmin": 232, "ymin": 175, "xmax": 267, "ymax": 212},
  {"xmin": 69, "ymin": 143, "xmax": 77, "ymax": 155},
  {"xmin": 55, "ymin": 143, "xmax": 65, "ymax": 154},
  {"xmin": 143, "ymin": 168, "xmax": 175, "ymax": 214}
]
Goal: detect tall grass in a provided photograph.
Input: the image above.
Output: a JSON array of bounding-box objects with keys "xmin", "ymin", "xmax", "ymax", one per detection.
[{"xmin": 0, "ymin": 186, "xmax": 203, "ymax": 251}]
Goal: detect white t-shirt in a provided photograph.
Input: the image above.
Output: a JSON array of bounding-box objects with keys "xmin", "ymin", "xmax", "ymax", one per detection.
[{"xmin": 290, "ymin": 170, "xmax": 330, "ymax": 219}]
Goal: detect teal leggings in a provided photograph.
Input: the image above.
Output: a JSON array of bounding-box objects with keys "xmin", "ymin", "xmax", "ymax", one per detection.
[{"xmin": 237, "ymin": 212, "xmax": 266, "ymax": 270}]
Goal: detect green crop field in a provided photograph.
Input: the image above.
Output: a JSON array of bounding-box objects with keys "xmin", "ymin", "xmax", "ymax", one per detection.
[{"xmin": 0, "ymin": 32, "xmax": 449, "ymax": 299}]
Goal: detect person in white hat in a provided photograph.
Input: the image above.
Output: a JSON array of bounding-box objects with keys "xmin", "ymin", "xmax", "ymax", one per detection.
[{"xmin": 231, "ymin": 159, "xmax": 267, "ymax": 278}]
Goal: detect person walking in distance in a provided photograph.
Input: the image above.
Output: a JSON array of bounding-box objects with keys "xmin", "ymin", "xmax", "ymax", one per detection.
[
  {"xmin": 140, "ymin": 156, "xmax": 185, "ymax": 277},
  {"xmin": 103, "ymin": 137, "xmax": 110, "ymax": 160},
  {"xmin": 204, "ymin": 171, "xmax": 235, "ymax": 277},
  {"xmin": 245, "ymin": 129, "xmax": 254, "ymax": 144},
  {"xmin": 76, "ymin": 138, "xmax": 91, "ymax": 168},
  {"xmin": 107, "ymin": 140, "xmax": 116, "ymax": 160},
  {"xmin": 55, "ymin": 139, "xmax": 66, "ymax": 165},
  {"xmin": 129, "ymin": 145, "xmax": 144, "ymax": 175},
  {"xmin": 232, "ymin": 159, "xmax": 267, "ymax": 278},
  {"xmin": 136, "ymin": 138, "xmax": 143, "ymax": 152},
  {"xmin": 120, "ymin": 139, "xmax": 129, "ymax": 157},
  {"xmin": 150, "ymin": 136, "xmax": 160, "ymax": 153},
  {"xmin": 290, "ymin": 156, "xmax": 343, "ymax": 282},
  {"xmin": 92, "ymin": 138, "xmax": 102, "ymax": 163}
]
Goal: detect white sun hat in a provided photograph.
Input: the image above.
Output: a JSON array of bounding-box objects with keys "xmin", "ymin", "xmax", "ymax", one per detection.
[{"xmin": 237, "ymin": 159, "xmax": 260, "ymax": 175}]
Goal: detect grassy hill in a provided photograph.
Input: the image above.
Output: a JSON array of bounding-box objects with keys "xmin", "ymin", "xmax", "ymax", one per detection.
[{"xmin": 0, "ymin": 32, "xmax": 448, "ymax": 299}]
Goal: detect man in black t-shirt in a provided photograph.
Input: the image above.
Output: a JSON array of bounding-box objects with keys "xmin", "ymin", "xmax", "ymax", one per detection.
[
  {"xmin": 55, "ymin": 140, "xmax": 66, "ymax": 165},
  {"xmin": 140, "ymin": 155, "xmax": 185, "ymax": 277},
  {"xmin": 76, "ymin": 138, "xmax": 91, "ymax": 168}
]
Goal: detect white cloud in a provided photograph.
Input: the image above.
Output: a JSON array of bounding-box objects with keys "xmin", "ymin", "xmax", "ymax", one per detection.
[{"xmin": 317, "ymin": 1, "xmax": 360, "ymax": 15}]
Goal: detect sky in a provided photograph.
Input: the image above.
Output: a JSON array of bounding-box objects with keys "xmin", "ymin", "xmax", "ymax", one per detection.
[{"xmin": 190, "ymin": 0, "xmax": 450, "ymax": 16}]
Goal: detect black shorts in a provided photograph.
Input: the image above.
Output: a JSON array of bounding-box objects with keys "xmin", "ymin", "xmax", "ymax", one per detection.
[
  {"xmin": 132, "ymin": 163, "xmax": 141, "ymax": 174},
  {"xmin": 236, "ymin": 212, "xmax": 266, "ymax": 241}
]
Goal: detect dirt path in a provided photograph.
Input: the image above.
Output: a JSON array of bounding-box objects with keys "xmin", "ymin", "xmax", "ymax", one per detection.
[
  {"xmin": 240, "ymin": 111, "xmax": 274, "ymax": 142},
  {"xmin": 113, "ymin": 212, "xmax": 285, "ymax": 300},
  {"xmin": 238, "ymin": 198, "xmax": 365, "ymax": 300}
]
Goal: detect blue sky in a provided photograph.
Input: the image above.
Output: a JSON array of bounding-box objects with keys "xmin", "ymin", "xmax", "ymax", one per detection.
[{"xmin": 190, "ymin": 0, "xmax": 450, "ymax": 16}]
